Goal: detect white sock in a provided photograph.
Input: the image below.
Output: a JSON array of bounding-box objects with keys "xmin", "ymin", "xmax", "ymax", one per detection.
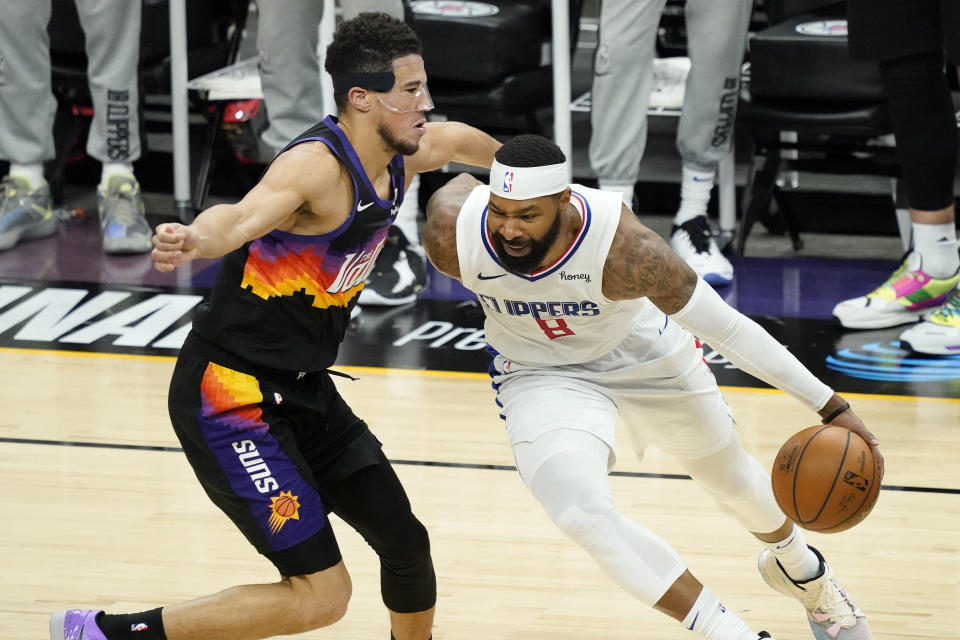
[
  {"xmin": 8, "ymin": 163, "xmax": 46, "ymax": 189},
  {"xmin": 674, "ymin": 166, "xmax": 714, "ymax": 226},
  {"xmin": 681, "ymin": 586, "xmax": 759, "ymax": 640},
  {"xmin": 598, "ymin": 180, "xmax": 634, "ymax": 208},
  {"xmin": 764, "ymin": 524, "xmax": 821, "ymax": 582},
  {"xmin": 395, "ymin": 173, "xmax": 421, "ymax": 246},
  {"xmin": 100, "ymin": 163, "xmax": 136, "ymax": 189},
  {"xmin": 912, "ymin": 221, "xmax": 959, "ymax": 278}
]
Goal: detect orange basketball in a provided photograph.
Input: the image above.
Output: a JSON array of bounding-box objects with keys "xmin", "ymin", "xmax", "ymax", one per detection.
[
  {"xmin": 771, "ymin": 425, "xmax": 882, "ymax": 533},
  {"xmin": 273, "ymin": 496, "xmax": 297, "ymax": 518}
]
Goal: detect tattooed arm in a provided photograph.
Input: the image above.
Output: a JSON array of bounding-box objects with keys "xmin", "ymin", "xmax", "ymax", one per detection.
[
  {"xmin": 601, "ymin": 206, "xmax": 699, "ymax": 312},
  {"xmin": 423, "ymin": 173, "xmax": 483, "ymax": 281},
  {"xmin": 600, "ymin": 206, "xmax": 878, "ymax": 456},
  {"xmin": 601, "ymin": 206, "xmax": 833, "ymax": 410}
]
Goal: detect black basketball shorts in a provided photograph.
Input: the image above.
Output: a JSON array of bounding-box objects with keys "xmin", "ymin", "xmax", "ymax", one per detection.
[{"xmin": 168, "ymin": 332, "xmax": 385, "ymax": 576}]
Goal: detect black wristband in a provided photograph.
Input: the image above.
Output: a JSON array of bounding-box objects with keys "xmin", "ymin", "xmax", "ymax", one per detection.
[{"xmin": 820, "ymin": 401, "xmax": 850, "ymax": 424}]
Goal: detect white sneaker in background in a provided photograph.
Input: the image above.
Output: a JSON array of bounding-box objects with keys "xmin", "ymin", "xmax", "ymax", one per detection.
[{"xmin": 669, "ymin": 215, "xmax": 734, "ymax": 285}]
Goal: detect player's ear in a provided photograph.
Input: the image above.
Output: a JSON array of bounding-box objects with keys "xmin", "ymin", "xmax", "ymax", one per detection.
[
  {"xmin": 557, "ymin": 187, "xmax": 572, "ymax": 211},
  {"xmin": 348, "ymin": 87, "xmax": 372, "ymax": 112}
]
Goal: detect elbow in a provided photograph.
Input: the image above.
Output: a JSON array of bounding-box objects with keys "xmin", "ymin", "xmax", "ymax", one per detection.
[{"xmin": 677, "ymin": 275, "xmax": 698, "ymax": 307}]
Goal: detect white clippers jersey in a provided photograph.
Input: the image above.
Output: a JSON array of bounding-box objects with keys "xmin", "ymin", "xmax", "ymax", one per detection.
[{"xmin": 457, "ymin": 184, "xmax": 679, "ymax": 366}]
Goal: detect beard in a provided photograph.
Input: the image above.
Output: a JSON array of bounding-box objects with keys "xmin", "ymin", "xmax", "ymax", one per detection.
[
  {"xmin": 378, "ymin": 122, "xmax": 419, "ymax": 156},
  {"xmin": 491, "ymin": 209, "xmax": 562, "ymax": 274}
]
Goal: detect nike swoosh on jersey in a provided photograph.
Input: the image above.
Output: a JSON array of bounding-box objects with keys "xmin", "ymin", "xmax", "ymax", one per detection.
[
  {"xmin": 477, "ymin": 273, "xmax": 507, "ymax": 280},
  {"xmin": 357, "ymin": 201, "xmax": 375, "ymax": 212}
]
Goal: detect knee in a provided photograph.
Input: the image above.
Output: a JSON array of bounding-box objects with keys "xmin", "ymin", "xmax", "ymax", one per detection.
[
  {"xmin": 378, "ymin": 514, "xmax": 432, "ymax": 568},
  {"xmin": 378, "ymin": 516, "xmax": 437, "ymax": 614},
  {"xmin": 303, "ymin": 590, "xmax": 350, "ymax": 630},
  {"xmin": 286, "ymin": 567, "xmax": 352, "ymax": 632},
  {"xmin": 554, "ymin": 502, "xmax": 618, "ymax": 554}
]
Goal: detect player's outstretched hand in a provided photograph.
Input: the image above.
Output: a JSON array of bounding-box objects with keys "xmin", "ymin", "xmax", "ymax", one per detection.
[{"xmin": 152, "ymin": 222, "xmax": 200, "ymax": 272}]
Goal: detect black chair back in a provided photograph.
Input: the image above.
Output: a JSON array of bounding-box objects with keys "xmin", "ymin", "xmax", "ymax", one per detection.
[{"xmin": 764, "ymin": 0, "xmax": 843, "ymax": 24}]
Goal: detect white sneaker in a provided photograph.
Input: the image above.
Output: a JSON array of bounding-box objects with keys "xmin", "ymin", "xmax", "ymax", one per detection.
[
  {"xmin": 898, "ymin": 286, "xmax": 960, "ymax": 355},
  {"xmin": 758, "ymin": 546, "xmax": 872, "ymax": 640},
  {"xmin": 358, "ymin": 226, "xmax": 428, "ymax": 306},
  {"xmin": 669, "ymin": 216, "xmax": 734, "ymax": 285}
]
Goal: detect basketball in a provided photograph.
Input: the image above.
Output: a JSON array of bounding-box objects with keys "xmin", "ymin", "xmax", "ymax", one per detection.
[
  {"xmin": 273, "ymin": 496, "xmax": 297, "ymax": 518},
  {"xmin": 771, "ymin": 425, "xmax": 882, "ymax": 533}
]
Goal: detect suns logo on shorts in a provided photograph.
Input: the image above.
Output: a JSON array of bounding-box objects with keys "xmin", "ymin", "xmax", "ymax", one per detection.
[{"xmin": 267, "ymin": 490, "xmax": 301, "ymax": 534}]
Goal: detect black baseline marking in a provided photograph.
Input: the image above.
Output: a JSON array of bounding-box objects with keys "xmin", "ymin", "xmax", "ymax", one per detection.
[{"xmin": 3, "ymin": 436, "xmax": 958, "ymax": 496}]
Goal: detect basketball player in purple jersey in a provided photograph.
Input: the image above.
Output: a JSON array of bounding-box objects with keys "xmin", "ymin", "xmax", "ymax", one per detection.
[
  {"xmin": 422, "ymin": 134, "xmax": 883, "ymax": 640},
  {"xmin": 49, "ymin": 13, "xmax": 499, "ymax": 640}
]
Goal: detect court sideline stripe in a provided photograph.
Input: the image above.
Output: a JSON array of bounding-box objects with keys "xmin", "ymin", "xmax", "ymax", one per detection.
[
  {"xmin": 2, "ymin": 346, "xmax": 959, "ymax": 405},
  {"xmin": 1, "ymin": 435, "xmax": 957, "ymax": 496}
]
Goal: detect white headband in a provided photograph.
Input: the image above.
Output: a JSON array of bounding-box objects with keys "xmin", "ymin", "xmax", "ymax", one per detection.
[{"xmin": 489, "ymin": 159, "xmax": 569, "ymax": 200}]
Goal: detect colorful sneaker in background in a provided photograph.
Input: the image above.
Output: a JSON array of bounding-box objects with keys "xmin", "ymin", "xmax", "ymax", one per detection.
[
  {"xmin": 0, "ymin": 175, "xmax": 56, "ymax": 251},
  {"xmin": 832, "ymin": 253, "xmax": 959, "ymax": 329},
  {"xmin": 899, "ymin": 286, "xmax": 960, "ymax": 355},
  {"xmin": 98, "ymin": 175, "xmax": 152, "ymax": 254}
]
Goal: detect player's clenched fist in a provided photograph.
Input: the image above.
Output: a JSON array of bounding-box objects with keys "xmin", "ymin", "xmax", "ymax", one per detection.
[{"xmin": 152, "ymin": 222, "xmax": 200, "ymax": 272}]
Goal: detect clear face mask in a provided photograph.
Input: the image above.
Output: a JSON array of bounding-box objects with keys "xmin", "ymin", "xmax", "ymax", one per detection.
[
  {"xmin": 376, "ymin": 82, "xmax": 434, "ymax": 114},
  {"xmin": 375, "ymin": 60, "xmax": 434, "ymax": 113}
]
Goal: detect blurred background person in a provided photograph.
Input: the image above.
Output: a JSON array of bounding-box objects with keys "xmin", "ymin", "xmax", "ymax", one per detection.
[
  {"xmin": 589, "ymin": 0, "xmax": 754, "ymax": 286},
  {"xmin": 834, "ymin": 0, "xmax": 960, "ymax": 355},
  {"xmin": 0, "ymin": 0, "xmax": 149, "ymax": 254}
]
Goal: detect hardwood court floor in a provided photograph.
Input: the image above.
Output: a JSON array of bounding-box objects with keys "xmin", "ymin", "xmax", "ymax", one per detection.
[{"xmin": 1, "ymin": 348, "xmax": 957, "ymax": 640}]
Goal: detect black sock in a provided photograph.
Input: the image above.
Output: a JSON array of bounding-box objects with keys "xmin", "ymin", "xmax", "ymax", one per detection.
[{"xmin": 97, "ymin": 608, "xmax": 166, "ymax": 640}]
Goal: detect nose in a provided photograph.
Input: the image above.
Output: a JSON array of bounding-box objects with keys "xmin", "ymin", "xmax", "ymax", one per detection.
[
  {"xmin": 417, "ymin": 86, "xmax": 435, "ymax": 113},
  {"xmin": 499, "ymin": 218, "xmax": 525, "ymax": 240}
]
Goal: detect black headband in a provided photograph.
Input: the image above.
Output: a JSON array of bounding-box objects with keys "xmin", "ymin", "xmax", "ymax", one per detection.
[{"xmin": 331, "ymin": 71, "xmax": 395, "ymax": 94}]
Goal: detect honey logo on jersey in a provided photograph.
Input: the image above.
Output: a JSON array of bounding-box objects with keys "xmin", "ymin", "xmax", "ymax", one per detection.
[{"xmin": 267, "ymin": 490, "xmax": 301, "ymax": 534}]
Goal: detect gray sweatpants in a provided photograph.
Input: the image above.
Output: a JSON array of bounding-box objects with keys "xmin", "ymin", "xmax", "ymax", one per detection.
[
  {"xmin": 256, "ymin": 0, "xmax": 325, "ymax": 152},
  {"xmin": 256, "ymin": 0, "xmax": 405, "ymax": 152},
  {"xmin": 0, "ymin": 0, "xmax": 141, "ymax": 165},
  {"xmin": 589, "ymin": 0, "xmax": 753, "ymax": 181}
]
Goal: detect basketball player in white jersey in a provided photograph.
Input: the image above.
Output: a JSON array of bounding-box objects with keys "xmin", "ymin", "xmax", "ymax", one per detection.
[{"xmin": 422, "ymin": 134, "xmax": 883, "ymax": 640}]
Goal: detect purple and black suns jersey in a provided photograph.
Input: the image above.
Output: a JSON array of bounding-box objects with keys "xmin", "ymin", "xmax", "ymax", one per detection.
[{"xmin": 192, "ymin": 115, "xmax": 405, "ymax": 372}]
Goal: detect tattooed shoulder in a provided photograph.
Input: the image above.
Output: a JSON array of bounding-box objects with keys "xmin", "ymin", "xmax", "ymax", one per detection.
[
  {"xmin": 422, "ymin": 174, "xmax": 482, "ymax": 281},
  {"xmin": 422, "ymin": 200, "xmax": 462, "ymax": 281},
  {"xmin": 601, "ymin": 209, "xmax": 697, "ymax": 313}
]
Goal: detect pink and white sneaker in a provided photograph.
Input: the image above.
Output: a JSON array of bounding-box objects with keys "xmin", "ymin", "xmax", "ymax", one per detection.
[{"xmin": 758, "ymin": 546, "xmax": 872, "ymax": 640}]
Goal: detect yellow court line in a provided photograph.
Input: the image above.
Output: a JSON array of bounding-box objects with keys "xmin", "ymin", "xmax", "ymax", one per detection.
[
  {"xmin": 0, "ymin": 345, "xmax": 175, "ymax": 364},
  {"xmin": 2, "ymin": 346, "xmax": 958, "ymax": 405}
]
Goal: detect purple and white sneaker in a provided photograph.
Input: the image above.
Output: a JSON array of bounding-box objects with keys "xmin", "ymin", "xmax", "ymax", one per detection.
[{"xmin": 50, "ymin": 609, "xmax": 107, "ymax": 640}]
